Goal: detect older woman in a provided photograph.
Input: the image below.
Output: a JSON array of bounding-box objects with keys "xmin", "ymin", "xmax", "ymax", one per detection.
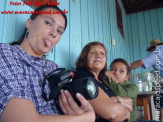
[{"xmin": 74, "ymin": 42, "xmax": 132, "ymax": 121}]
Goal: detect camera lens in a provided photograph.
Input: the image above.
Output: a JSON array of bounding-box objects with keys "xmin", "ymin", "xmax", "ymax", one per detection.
[{"xmin": 86, "ymin": 79, "xmax": 97, "ymax": 98}]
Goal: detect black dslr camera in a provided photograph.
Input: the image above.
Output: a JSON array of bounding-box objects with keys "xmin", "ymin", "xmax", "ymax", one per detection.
[{"xmin": 42, "ymin": 68, "xmax": 99, "ymax": 105}]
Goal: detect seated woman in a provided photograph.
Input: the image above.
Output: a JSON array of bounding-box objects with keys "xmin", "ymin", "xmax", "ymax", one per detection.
[
  {"xmin": 74, "ymin": 42, "xmax": 132, "ymax": 121},
  {"xmin": 103, "ymin": 58, "xmax": 138, "ymax": 122},
  {"xmin": 0, "ymin": 4, "xmax": 95, "ymax": 122}
]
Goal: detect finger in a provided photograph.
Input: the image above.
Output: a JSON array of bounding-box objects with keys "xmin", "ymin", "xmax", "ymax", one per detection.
[
  {"xmin": 110, "ymin": 78, "xmax": 113, "ymax": 81},
  {"xmin": 64, "ymin": 90, "xmax": 83, "ymax": 115},
  {"xmin": 59, "ymin": 95, "xmax": 68, "ymax": 114},
  {"xmin": 109, "ymin": 78, "xmax": 111, "ymax": 82},
  {"xmin": 76, "ymin": 93, "xmax": 93, "ymax": 112},
  {"xmin": 113, "ymin": 77, "xmax": 117, "ymax": 81},
  {"xmin": 112, "ymin": 75, "xmax": 117, "ymax": 81},
  {"xmin": 60, "ymin": 90, "xmax": 74, "ymax": 114}
]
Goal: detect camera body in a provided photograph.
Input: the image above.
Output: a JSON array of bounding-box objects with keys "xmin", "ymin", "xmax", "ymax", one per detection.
[{"xmin": 42, "ymin": 68, "xmax": 99, "ymax": 105}]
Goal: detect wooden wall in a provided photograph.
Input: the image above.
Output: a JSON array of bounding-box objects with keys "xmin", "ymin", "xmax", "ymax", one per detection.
[
  {"xmin": 1, "ymin": 0, "xmax": 162, "ymax": 76},
  {"xmin": 126, "ymin": 7, "xmax": 163, "ymax": 75},
  {"xmin": 0, "ymin": 0, "xmax": 32, "ymax": 43},
  {"xmin": 56, "ymin": 0, "xmax": 129, "ymax": 69}
]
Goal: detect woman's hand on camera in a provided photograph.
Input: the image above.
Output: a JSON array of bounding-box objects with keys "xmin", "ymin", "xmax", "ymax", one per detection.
[{"xmin": 59, "ymin": 90, "xmax": 95, "ymax": 121}]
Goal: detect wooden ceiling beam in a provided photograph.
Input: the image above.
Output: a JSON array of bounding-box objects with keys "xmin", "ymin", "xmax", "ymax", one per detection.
[{"xmin": 122, "ymin": 0, "xmax": 163, "ymax": 14}]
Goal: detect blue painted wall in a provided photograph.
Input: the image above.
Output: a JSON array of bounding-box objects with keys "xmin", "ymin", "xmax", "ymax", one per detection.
[
  {"xmin": 126, "ymin": 7, "xmax": 163, "ymax": 75},
  {"xmin": 57, "ymin": 0, "xmax": 129, "ymax": 69},
  {"xmin": 0, "ymin": 0, "xmax": 162, "ymax": 76},
  {"xmin": 0, "ymin": 0, "xmax": 32, "ymax": 44}
]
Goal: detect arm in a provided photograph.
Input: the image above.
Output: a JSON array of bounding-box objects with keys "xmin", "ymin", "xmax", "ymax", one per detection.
[
  {"xmin": 89, "ymin": 87, "xmax": 130, "ymax": 121},
  {"xmin": 130, "ymin": 60, "xmax": 144, "ymax": 70},
  {"xmin": 103, "ymin": 79, "xmax": 138, "ymax": 112},
  {"xmin": 104, "ymin": 71, "xmax": 117, "ymax": 82},
  {"xmin": 103, "ymin": 79, "xmax": 138, "ymax": 99},
  {"xmin": 59, "ymin": 90, "xmax": 95, "ymax": 117},
  {"xmin": 0, "ymin": 48, "xmax": 94, "ymax": 122},
  {"xmin": 117, "ymin": 96, "xmax": 133, "ymax": 112},
  {"xmin": 0, "ymin": 91, "xmax": 95, "ymax": 122},
  {"xmin": 109, "ymin": 96, "xmax": 133, "ymax": 112}
]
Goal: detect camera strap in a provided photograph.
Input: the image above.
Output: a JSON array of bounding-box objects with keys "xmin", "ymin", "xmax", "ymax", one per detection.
[
  {"xmin": 42, "ymin": 68, "xmax": 66, "ymax": 101},
  {"xmin": 42, "ymin": 77, "xmax": 64, "ymax": 101},
  {"xmin": 42, "ymin": 76, "xmax": 49, "ymax": 101}
]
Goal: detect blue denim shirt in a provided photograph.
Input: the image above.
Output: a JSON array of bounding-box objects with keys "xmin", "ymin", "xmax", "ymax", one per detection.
[{"xmin": 142, "ymin": 45, "xmax": 163, "ymax": 78}]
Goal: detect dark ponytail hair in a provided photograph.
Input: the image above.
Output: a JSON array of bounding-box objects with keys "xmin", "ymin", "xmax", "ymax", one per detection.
[{"xmin": 11, "ymin": 4, "xmax": 67, "ymax": 45}]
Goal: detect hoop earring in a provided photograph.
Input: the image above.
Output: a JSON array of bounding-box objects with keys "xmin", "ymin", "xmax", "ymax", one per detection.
[
  {"xmin": 51, "ymin": 48, "xmax": 53, "ymax": 53},
  {"xmin": 25, "ymin": 30, "xmax": 29, "ymax": 39}
]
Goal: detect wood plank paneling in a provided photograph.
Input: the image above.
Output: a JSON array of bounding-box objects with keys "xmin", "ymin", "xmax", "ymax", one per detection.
[
  {"xmin": 87, "ymin": 0, "xmax": 94, "ymax": 43},
  {"xmin": 0, "ymin": 0, "xmax": 32, "ymax": 44},
  {"xmin": 126, "ymin": 7, "xmax": 163, "ymax": 76},
  {"xmin": 103, "ymin": 0, "xmax": 109, "ymax": 55},
  {"xmin": 54, "ymin": 0, "xmax": 70, "ymax": 67},
  {"xmin": 93, "ymin": 0, "xmax": 98, "ymax": 42},
  {"xmin": 80, "ymin": 0, "xmax": 89, "ymax": 47},
  {"xmin": 106, "ymin": 0, "xmax": 112, "ymax": 64},
  {"xmin": 4, "ymin": 0, "xmax": 160, "ymax": 74},
  {"xmin": 150, "ymin": 9, "xmax": 161, "ymax": 39},
  {"xmin": 144, "ymin": 11, "xmax": 153, "ymax": 44},
  {"xmin": 157, "ymin": 8, "xmax": 163, "ymax": 41},
  {"xmin": 96, "ymin": 0, "xmax": 103, "ymax": 43},
  {"xmin": 55, "ymin": 0, "xmax": 129, "ymax": 69},
  {"xmin": 137, "ymin": 13, "xmax": 146, "ymax": 58},
  {"xmin": 69, "ymin": 0, "xmax": 82, "ymax": 68},
  {"xmin": 0, "ymin": 0, "xmax": 5, "ymax": 43},
  {"xmin": 1, "ymin": 0, "xmax": 162, "ymax": 83}
]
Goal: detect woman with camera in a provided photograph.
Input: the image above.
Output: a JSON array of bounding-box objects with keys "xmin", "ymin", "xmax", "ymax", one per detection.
[
  {"xmin": 0, "ymin": 5, "xmax": 95, "ymax": 122},
  {"xmin": 75, "ymin": 42, "xmax": 132, "ymax": 122}
]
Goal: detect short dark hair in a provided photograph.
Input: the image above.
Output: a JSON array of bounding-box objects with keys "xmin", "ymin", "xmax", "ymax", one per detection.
[
  {"xmin": 11, "ymin": 4, "xmax": 67, "ymax": 45},
  {"xmin": 110, "ymin": 58, "xmax": 130, "ymax": 75}
]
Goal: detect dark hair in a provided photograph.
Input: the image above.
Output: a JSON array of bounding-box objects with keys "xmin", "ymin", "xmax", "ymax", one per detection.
[
  {"xmin": 11, "ymin": 5, "xmax": 67, "ymax": 45},
  {"xmin": 75, "ymin": 42, "xmax": 107, "ymax": 80},
  {"xmin": 110, "ymin": 58, "xmax": 130, "ymax": 75}
]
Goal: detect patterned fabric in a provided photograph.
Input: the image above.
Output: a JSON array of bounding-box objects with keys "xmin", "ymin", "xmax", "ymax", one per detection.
[
  {"xmin": 142, "ymin": 45, "xmax": 163, "ymax": 78},
  {"xmin": 0, "ymin": 43, "xmax": 60, "ymax": 115}
]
